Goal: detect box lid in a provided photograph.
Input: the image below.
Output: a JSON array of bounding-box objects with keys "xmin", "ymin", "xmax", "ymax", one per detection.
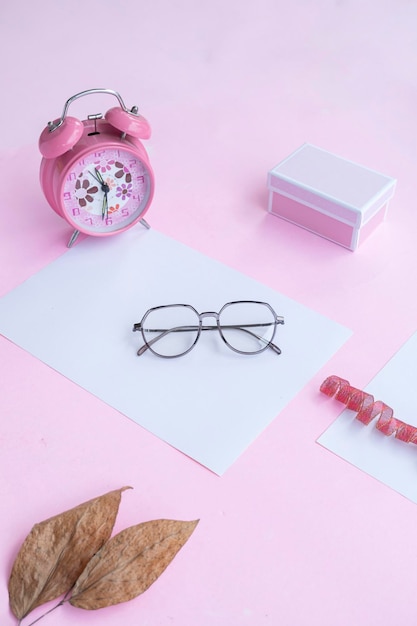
[{"xmin": 268, "ymin": 144, "xmax": 396, "ymax": 227}]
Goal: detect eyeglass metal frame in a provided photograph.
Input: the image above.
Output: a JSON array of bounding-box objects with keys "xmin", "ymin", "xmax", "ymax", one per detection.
[{"xmin": 132, "ymin": 300, "xmax": 284, "ymax": 358}]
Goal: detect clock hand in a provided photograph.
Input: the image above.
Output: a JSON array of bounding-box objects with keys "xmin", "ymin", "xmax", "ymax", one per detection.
[
  {"xmin": 89, "ymin": 169, "xmax": 103, "ymax": 185},
  {"xmin": 90, "ymin": 169, "xmax": 110, "ymax": 220},
  {"xmin": 102, "ymin": 188, "xmax": 109, "ymax": 220},
  {"xmin": 90, "ymin": 169, "xmax": 110, "ymax": 196}
]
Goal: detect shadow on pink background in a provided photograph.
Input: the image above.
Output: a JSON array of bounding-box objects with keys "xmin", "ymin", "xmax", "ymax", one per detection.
[{"xmin": 1, "ymin": 1, "xmax": 417, "ymax": 624}]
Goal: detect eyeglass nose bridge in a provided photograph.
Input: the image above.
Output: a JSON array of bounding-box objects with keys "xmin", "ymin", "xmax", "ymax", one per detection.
[{"xmin": 198, "ymin": 311, "xmax": 221, "ymax": 322}]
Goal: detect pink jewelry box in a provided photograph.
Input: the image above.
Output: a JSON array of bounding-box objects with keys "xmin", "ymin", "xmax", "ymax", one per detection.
[{"xmin": 267, "ymin": 144, "xmax": 396, "ymax": 251}]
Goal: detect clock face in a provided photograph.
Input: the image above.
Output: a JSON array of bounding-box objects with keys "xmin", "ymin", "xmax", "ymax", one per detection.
[{"xmin": 61, "ymin": 147, "xmax": 152, "ymax": 233}]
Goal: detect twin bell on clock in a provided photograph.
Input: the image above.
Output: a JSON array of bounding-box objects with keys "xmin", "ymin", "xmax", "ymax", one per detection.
[{"xmin": 39, "ymin": 88, "xmax": 155, "ymax": 247}]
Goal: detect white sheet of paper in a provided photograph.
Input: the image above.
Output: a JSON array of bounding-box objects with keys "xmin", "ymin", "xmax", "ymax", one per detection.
[
  {"xmin": 0, "ymin": 227, "xmax": 351, "ymax": 474},
  {"xmin": 318, "ymin": 331, "xmax": 417, "ymax": 501}
]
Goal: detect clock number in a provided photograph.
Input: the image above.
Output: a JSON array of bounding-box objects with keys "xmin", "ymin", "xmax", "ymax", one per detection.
[
  {"xmin": 67, "ymin": 172, "xmax": 76, "ymax": 182},
  {"xmin": 137, "ymin": 175, "xmax": 144, "ymax": 183},
  {"xmin": 86, "ymin": 217, "xmax": 93, "ymax": 225},
  {"xmin": 72, "ymin": 208, "xmax": 80, "ymax": 216},
  {"xmin": 105, "ymin": 217, "xmax": 113, "ymax": 226},
  {"xmin": 122, "ymin": 208, "xmax": 129, "ymax": 217}
]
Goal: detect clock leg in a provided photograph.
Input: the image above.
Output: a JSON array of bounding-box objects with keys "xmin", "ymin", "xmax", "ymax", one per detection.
[
  {"xmin": 140, "ymin": 218, "xmax": 151, "ymax": 230},
  {"xmin": 67, "ymin": 229, "xmax": 81, "ymax": 248}
]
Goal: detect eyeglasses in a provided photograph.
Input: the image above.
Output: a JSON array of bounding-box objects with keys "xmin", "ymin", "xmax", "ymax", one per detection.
[{"xmin": 132, "ymin": 300, "xmax": 284, "ymax": 358}]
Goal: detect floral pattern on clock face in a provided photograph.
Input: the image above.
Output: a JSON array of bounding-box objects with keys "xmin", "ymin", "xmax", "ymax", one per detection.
[{"xmin": 62, "ymin": 148, "xmax": 151, "ymax": 233}]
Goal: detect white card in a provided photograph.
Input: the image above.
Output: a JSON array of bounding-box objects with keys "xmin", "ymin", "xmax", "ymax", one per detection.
[
  {"xmin": 318, "ymin": 331, "xmax": 417, "ymax": 501},
  {"xmin": 0, "ymin": 227, "xmax": 351, "ymax": 474}
]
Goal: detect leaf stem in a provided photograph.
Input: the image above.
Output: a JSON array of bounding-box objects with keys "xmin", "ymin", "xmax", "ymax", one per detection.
[{"xmin": 23, "ymin": 597, "xmax": 67, "ymax": 626}]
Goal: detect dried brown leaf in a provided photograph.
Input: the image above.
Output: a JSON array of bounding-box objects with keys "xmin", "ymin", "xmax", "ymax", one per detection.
[
  {"xmin": 8, "ymin": 486, "xmax": 131, "ymax": 619},
  {"xmin": 70, "ymin": 518, "xmax": 199, "ymax": 610}
]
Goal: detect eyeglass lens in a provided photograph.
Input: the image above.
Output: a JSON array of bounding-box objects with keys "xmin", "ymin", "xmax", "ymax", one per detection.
[
  {"xmin": 219, "ymin": 301, "xmax": 276, "ymax": 353},
  {"xmin": 141, "ymin": 304, "xmax": 200, "ymax": 357}
]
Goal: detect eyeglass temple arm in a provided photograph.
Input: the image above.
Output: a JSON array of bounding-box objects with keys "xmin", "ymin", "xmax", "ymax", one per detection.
[
  {"xmin": 232, "ymin": 323, "xmax": 283, "ymax": 355},
  {"xmin": 132, "ymin": 320, "xmax": 284, "ymax": 356},
  {"xmin": 133, "ymin": 324, "xmax": 191, "ymax": 356}
]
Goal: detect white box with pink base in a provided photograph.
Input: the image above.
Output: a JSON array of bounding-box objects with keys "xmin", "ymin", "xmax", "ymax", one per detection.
[{"xmin": 267, "ymin": 144, "xmax": 396, "ymax": 251}]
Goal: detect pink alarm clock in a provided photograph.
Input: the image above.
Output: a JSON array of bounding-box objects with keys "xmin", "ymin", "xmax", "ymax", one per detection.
[{"xmin": 39, "ymin": 88, "xmax": 155, "ymax": 247}]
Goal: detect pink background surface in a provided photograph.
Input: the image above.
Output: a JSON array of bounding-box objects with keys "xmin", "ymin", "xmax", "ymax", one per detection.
[{"xmin": 1, "ymin": 1, "xmax": 417, "ymax": 624}]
